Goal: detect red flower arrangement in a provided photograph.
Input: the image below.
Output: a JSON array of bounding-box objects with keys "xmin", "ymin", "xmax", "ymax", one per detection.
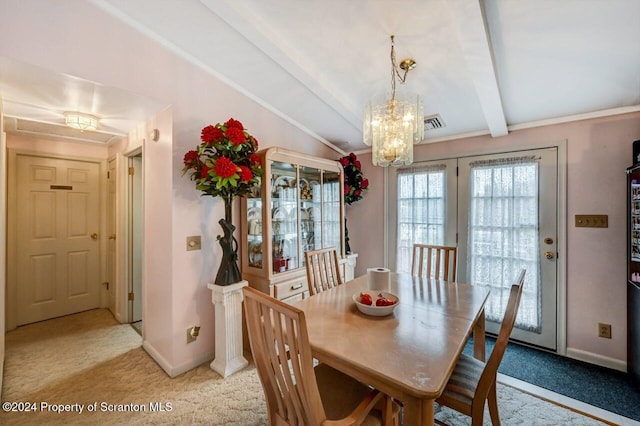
[
  {"xmin": 182, "ymin": 118, "xmax": 263, "ymax": 199},
  {"xmin": 339, "ymin": 152, "xmax": 369, "ymax": 205}
]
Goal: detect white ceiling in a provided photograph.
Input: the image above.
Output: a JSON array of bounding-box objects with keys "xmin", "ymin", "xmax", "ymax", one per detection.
[{"xmin": 1, "ymin": 0, "xmax": 639, "ymax": 150}]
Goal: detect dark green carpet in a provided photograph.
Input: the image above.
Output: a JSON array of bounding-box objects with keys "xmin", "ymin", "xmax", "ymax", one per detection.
[{"xmin": 463, "ymin": 337, "xmax": 640, "ymax": 422}]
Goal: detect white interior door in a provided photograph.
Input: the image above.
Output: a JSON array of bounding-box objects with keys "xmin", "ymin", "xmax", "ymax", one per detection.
[
  {"xmin": 458, "ymin": 148, "xmax": 558, "ymax": 350},
  {"xmin": 15, "ymin": 155, "xmax": 101, "ymax": 325}
]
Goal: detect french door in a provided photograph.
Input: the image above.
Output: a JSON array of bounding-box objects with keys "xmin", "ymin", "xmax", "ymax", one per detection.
[
  {"xmin": 458, "ymin": 148, "xmax": 558, "ymax": 350},
  {"xmin": 390, "ymin": 147, "xmax": 558, "ymax": 350}
]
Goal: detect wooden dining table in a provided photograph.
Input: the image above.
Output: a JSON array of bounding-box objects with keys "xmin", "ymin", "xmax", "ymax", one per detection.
[{"xmin": 294, "ymin": 272, "xmax": 490, "ymax": 425}]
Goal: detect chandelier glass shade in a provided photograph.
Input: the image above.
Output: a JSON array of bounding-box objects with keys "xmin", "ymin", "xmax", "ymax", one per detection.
[
  {"xmin": 363, "ymin": 36, "xmax": 424, "ymax": 167},
  {"xmin": 64, "ymin": 111, "xmax": 99, "ymax": 131}
]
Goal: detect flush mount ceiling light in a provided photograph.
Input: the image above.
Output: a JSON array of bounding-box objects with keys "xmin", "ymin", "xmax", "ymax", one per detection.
[
  {"xmin": 363, "ymin": 35, "xmax": 424, "ymax": 167},
  {"xmin": 64, "ymin": 111, "xmax": 99, "ymax": 131}
]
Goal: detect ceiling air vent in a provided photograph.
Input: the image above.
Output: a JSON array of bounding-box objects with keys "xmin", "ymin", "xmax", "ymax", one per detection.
[{"xmin": 424, "ymin": 114, "xmax": 445, "ymax": 131}]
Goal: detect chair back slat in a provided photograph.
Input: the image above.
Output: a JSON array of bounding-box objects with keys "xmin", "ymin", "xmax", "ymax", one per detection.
[
  {"xmin": 411, "ymin": 244, "xmax": 457, "ymax": 281},
  {"xmin": 305, "ymin": 247, "xmax": 343, "ymax": 295}
]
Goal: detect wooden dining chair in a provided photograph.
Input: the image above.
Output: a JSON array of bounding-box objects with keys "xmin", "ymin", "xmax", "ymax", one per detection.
[
  {"xmin": 305, "ymin": 247, "xmax": 343, "ymax": 296},
  {"xmin": 242, "ymin": 286, "xmax": 399, "ymax": 425},
  {"xmin": 411, "ymin": 244, "xmax": 458, "ymax": 281},
  {"xmin": 435, "ymin": 269, "xmax": 526, "ymax": 426}
]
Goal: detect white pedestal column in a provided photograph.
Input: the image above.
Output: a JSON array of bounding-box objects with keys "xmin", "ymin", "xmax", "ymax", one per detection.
[{"xmin": 208, "ymin": 280, "xmax": 249, "ymax": 378}]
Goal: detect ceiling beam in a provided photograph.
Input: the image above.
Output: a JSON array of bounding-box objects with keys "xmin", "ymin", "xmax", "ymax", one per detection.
[{"xmin": 447, "ymin": 0, "xmax": 508, "ymax": 137}]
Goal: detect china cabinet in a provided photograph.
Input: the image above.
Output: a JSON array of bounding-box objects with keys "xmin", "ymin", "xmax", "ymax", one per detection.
[{"xmin": 240, "ymin": 147, "xmax": 351, "ymax": 303}]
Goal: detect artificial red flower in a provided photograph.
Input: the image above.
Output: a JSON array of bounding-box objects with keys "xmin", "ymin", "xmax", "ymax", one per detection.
[
  {"xmin": 338, "ymin": 152, "xmax": 368, "ymax": 205},
  {"xmin": 239, "ymin": 165, "xmax": 253, "ymax": 182},
  {"xmin": 214, "ymin": 157, "xmax": 238, "ymax": 179},
  {"xmin": 200, "ymin": 165, "xmax": 211, "ymax": 179},
  {"xmin": 225, "ymin": 118, "xmax": 243, "ymax": 129},
  {"xmin": 226, "ymin": 127, "xmax": 246, "ymax": 146},
  {"xmin": 183, "ymin": 117, "xmax": 264, "ymax": 199},
  {"xmin": 183, "ymin": 150, "xmax": 199, "ymax": 167},
  {"xmin": 249, "ymin": 154, "xmax": 261, "ymax": 166},
  {"xmin": 201, "ymin": 125, "xmax": 224, "ymax": 144}
]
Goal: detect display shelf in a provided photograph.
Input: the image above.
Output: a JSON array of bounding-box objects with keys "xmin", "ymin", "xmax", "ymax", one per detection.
[{"xmin": 240, "ymin": 147, "xmax": 347, "ymax": 303}]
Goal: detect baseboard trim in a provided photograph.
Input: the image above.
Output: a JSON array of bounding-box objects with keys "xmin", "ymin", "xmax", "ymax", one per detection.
[
  {"xmin": 566, "ymin": 347, "xmax": 627, "ymax": 372},
  {"xmin": 142, "ymin": 340, "xmax": 214, "ymax": 378}
]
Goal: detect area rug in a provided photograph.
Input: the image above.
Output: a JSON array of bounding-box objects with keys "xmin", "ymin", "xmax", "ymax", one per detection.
[{"xmin": 0, "ymin": 309, "xmax": 609, "ymax": 425}]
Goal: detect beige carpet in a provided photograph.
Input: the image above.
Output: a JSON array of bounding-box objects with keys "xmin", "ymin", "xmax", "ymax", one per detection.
[{"xmin": 1, "ymin": 309, "xmax": 608, "ymax": 425}]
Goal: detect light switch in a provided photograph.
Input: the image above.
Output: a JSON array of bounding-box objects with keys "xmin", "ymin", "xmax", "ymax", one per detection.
[{"xmin": 186, "ymin": 236, "xmax": 201, "ymax": 251}]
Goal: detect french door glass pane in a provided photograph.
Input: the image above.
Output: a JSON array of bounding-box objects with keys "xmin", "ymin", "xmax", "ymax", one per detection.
[
  {"xmin": 396, "ymin": 169, "xmax": 445, "ymax": 273},
  {"xmin": 468, "ymin": 160, "xmax": 541, "ymax": 333}
]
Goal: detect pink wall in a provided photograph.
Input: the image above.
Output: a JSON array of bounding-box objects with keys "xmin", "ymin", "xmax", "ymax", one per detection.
[{"xmin": 351, "ymin": 112, "xmax": 640, "ymax": 367}]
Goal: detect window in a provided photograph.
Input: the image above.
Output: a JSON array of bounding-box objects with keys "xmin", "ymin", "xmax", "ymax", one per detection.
[{"xmin": 395, "ymin": 165, "xmax": 447, "ymax": 273}]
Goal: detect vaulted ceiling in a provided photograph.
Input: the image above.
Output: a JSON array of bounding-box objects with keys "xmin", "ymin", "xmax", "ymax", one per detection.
[{"xmin": 1, "ymin": 0, "xmax": 639, "ymax": 151}]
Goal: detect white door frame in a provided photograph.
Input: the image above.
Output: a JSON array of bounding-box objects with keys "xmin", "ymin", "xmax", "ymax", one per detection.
[
  {"xmin": 6, "ymin": 149, "xmax": 107, "ymax": 330},
  {"xmin": 110, "ymin": 147, "xmax": 144, "ymax": 325},
  {"xmin": 128, "ymin": 152, "xmax": 143, "ymax": 323},
  {"xmin": 384, "ymin": 139, "xmax": 568, "ymax": 355}
]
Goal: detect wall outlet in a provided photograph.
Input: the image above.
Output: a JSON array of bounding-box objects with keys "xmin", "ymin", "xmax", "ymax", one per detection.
[
  {"xmin": 186, "ymin": 236, "xmax": 201, "ymax": 251},
  {"xmin": 598, "ymin": 323, "xmax": 612, "ymax": 339},
  {"xmin": 186, "ymin": 326, "xmax": 200, "ymax": 343}
]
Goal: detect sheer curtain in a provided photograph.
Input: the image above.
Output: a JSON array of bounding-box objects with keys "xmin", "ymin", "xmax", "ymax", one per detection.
[
  {"xmin": 467, "ymin": 156, "xmax": 541, "ymax": 333},
  {"xmin": 396, "ymin": 165, "xmax": 446, "ymax": 273}
]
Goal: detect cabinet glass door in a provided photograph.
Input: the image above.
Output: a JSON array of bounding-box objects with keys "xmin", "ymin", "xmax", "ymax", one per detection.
[
  {"xmin": 322, "ymin": 171, "xmax": 342, "ymax": 250},
  {"xmin": 300, "ymin": 165, "xmax": 322, "ymax": 266},
  {"xmin": 271, "ymin": 161, "xmax": 299, "ymax": 274},
  {"xmin": 246, "ymin": 181, "xmax": 263, "ymax": 270}
]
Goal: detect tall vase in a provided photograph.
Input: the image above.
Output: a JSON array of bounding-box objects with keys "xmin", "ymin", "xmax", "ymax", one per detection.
[
  {"xmin": 344, "ymin": 217, "xmax": 352, "ymax": 254},
  {"xmin": 214, "ymin": 195, "xmax": 243, "ymax": 286}
]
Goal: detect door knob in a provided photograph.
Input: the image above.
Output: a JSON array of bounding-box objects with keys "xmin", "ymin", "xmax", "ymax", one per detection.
[
  {"xmin": 109, "ymin": 234, "xmax": 116, "ymax": 240},
  {"xmin": 544, "ymin": 251, "xmax": 555, "ymax": 260},
  {"xmin": 91, "ymin": 233, "xmax": 98, "ymax": 240}
]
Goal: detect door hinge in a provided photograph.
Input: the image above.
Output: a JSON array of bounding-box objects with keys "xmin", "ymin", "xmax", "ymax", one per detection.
[
  {"xmin": 128, "ymin": 292, "xmax": 134, "ymax": 301},
  {"xmin": 456, "ymin": 233, "xmax": 459, "ymax": 243},
  {"xmin": 128, "ymin": 167, "xmax": 135, "ymax": 176},
  {"xmin": 107, "ymin": 171, "xmax": 110, "ymax": 179},
  {"xmin": 456, "ymin": 166, "xmax": 459, "ymax": 177}
]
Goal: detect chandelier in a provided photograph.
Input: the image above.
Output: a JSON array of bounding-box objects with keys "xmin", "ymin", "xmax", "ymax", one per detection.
[
  {"xmin": 363, "ymin": 35, "xmax": 424, "ymax": 167},
  {"xmin": 64, "ymin": 111, "xmax": 99, "ymax": 131}
]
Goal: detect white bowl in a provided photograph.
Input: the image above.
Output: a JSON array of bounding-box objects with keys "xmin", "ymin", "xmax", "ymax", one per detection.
[{"xmin": 352, "ymin": 291, "xmax": 399, "ymax": 317}]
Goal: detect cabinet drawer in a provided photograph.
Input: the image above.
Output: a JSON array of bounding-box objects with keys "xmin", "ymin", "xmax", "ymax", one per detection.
[{"xmin": 274, "ymin": 278, "xmax": 308, "ymax": 300}]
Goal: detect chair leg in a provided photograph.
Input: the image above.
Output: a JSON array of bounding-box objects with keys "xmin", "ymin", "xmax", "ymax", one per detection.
[
  {"xmin": 488, "ymin": 383, "xmax": 501, "ymax": 426},
  {"xmin": 381, "ymin": 395, "xmax": 393, "ymax": 426}
]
